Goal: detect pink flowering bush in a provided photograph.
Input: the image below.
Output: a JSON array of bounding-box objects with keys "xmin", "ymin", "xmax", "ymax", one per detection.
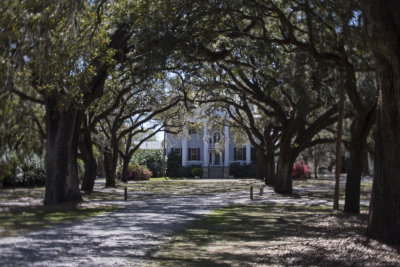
[
  {"xmin": 291, "ymin": 161, "xmax": 311, "ymax": 180},
  {"xmin": 133, "ymin": 165, "xmax": 152, "ymax": 180}
]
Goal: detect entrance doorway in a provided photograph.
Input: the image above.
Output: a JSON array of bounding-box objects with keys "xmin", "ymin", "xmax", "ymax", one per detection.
[{"xmin": 209, "ymin": 152, "xmax": 224, "ymax": 166}]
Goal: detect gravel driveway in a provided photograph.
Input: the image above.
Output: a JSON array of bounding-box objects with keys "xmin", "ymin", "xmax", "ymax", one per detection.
[
  {"xmin": 0, "ymin": 177, "xmax": 368, "ymax": 267},
  {"xmin": 0, "ymin": 190, "xmax": 258, "ymax": 267}
]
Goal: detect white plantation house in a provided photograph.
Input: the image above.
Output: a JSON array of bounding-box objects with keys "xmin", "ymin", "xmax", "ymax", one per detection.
[{"xmin": 165, "ymin": 120, "xmax": 256, "ymax": 178}]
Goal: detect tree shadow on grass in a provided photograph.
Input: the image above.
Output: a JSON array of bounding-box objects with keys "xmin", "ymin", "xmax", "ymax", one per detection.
[{"xmin": 148, "ymin": 204, "xmax": 400, "ymax": 267}]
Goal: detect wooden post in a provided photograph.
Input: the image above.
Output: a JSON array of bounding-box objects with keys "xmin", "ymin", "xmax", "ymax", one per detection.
[
  {"xmin": 124, "ymin": 187, "xmax": 127, "ymax": 201},
  {"xmin": 260, "ymin": 187, "xmax": 263, "ymax": 196},
  {"xmin": 250, "ymin": 186, "xmax": 253, "ymax": 200}
]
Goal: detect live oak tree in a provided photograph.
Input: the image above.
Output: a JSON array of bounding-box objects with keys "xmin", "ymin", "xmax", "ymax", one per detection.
[
  {"xmin": 193, "ymin": 42, "xmax": 339, "ymax": 193},
  {"xmin": 2, "ymin": 0, "xmax": 190, "ymax": 204},
  {"xmin": 197, "ymin": 0, "xmax": 375, "ymax": 210},
  {"xmin": 2, "ymin": 1, "xmax": 117, "ymax": 204},
  {"xmin": 362, "ymin": 0, "xmax": 400, "ymax": 244},
  {"xmin": 95, "ymin": 78, "xmax": 180, "ymax": 187}
]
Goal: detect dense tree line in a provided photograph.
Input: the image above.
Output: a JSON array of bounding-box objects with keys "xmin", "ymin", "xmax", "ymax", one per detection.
[{"xmin": 1, "ymin": 0, "xmax": 398, "ymax": 244}]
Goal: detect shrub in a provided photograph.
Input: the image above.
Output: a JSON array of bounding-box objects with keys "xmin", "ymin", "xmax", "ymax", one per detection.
[
  {"xmin": 229, "ymin": 162, "xmax": 256, "ymax": 178},
  {"xmin": 2, "ymin": 164, "xmax": 45, "ymax": 187},
  {"xmin": 166, "ymin": 152, "xmax": 182, "ymax": 177},
  {"xmin": 292, "ymin": 161, "xmax": 311, "ymax": 180},
  {"xmin": 191, "ymin": 168, "xmax": 203, "ymax": 177},
  {"xmin": 0, "ymin": 162, "xmax": 12, "ymax": 187},
  {"xmin": 166, "ymin": 152, "xmax": 204, "ymax": 177},
  {"xmin": 117, "ymin": 162, "xmax": 140, "ymax": 180},
  {"xmin": 132, "ymin": 149, "xmax": 163, "ymax": 177},
  {"xmin": 133, "ymin": 165, "xmax": 152, "ymax": 180}
]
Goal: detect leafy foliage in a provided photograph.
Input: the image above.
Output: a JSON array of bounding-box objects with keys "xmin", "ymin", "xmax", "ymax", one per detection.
[
  {"xmin": 291, "ymin": 161, "xmax": 311, "ymax": 180},
  {"xmin": 2, "ymin": 163, "xmax": 45, "ymax": 187},
  {"xmin": 133, "ymin": 165, "xmax": 152, "ymax": 181},
  {"xmin": 166, "ymin": 151, "xmax": 182, "ymax": 177},
  {"xmin": 229, "ymin": 163, "xmax": 256, "ymax": 178},
  {"xmin": 132, "ymin": 149, "xmax": 163, "ymax": 178}
]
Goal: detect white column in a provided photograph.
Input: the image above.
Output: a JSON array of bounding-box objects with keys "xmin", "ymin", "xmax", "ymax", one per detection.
[
  {"xmin": 246, "ymin": 141, "xmax": 251, "ymax": 164},
  {"xmin": 182, "ymin": 127, "xmax": 188, "ymax": 166},
  {"xmin": 224, "ymin": 126, "xmax": 230, "ymax": 166},
  {"xmin": 203, "ymin": 122, "xmax": 209, "ymax": 167}
]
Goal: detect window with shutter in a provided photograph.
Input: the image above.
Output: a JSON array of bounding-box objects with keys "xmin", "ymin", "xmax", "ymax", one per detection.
[
  {"xmin": 188, "ymin": 148, "xmax": 200, "ymax": 161},
  {"xmin": 234, "ymin": 147, "xmax": 246, "ymax": 161}
]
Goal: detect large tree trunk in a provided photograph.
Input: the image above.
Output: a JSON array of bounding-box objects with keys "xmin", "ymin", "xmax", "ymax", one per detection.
[
  {"xmin": 265, "ymin": 149, "xmax": 276, "ymax": 186},
  {"xmin": 120, "ymin": 135, "xmax": 134, "ymax": 183},
  {"xmin": 275, "ymin": 141, "xmax": 294, "ymax": 194},
  {"xmin": 103, "ymin": 131, "xmax": 120, "ymax": 187},
  {"xmin": 79, "ymin": 125, "xmax": 97, "ymax": 192},
  {"xmin": 44, "ymin": 98, "xmax": 82, "ymax": 205},
  {"xmin": 121, "ymin": 151, "xmax": 135, "ymax": 183},
  {"xmin": 265, "ymin": 133, "xmax": 276, "ymax": 186},
  {"xmin": 97, "ymin": 158, "xmax": 105, "ymax": 177},
  {"xmin": 344, "ymin": 110, "xmax": 375, "ymax": 213},
  {"xmin": 103, "ymin": 149, "xmax": 116, "ymax": 187},
  {"xmin": 121, "ymin": 156, "xmax": 130, "ymax": 183},
  {"xmin": 363, "ymin": 0, "xmax": 400, "ymax": 244}
]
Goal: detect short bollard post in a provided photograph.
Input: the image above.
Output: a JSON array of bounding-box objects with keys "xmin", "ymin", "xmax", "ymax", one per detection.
[
  {"xmin": 124, "ymin": 187, "xmax": 128, "ymax": 201},
  {"xmin": 250, "ymin": 186, "xmax": 253, "ymax": 200},
  {"xmin": 260, "ymin": 187, "xmax": 263, "ymax": 196}
]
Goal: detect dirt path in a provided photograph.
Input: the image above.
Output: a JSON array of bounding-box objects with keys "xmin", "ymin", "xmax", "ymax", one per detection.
[
  {"xmin": 0, "ymin": 189, "xmax": 262, "ymax": 266},
  {"xmin": 0, "ymin": 177, "xmax": 379, "ymax": 266}
]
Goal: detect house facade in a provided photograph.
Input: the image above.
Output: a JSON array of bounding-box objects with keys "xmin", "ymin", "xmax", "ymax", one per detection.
[{"xmin": 166, "ymin": 121, "xmax": 254, "ymax": 178}]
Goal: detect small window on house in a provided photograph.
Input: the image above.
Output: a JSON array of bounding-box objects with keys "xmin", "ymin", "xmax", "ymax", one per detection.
[
  {"xmin": 171, "ymin": 148, "xmax": 182, "ymax": 156},
  {"xmin": 234, "ymin": 147, "xmax": 247, "ymax": 161},
  {"xmin": 188, "ymin": 148, "xmax": 200, "ymax": 161}
]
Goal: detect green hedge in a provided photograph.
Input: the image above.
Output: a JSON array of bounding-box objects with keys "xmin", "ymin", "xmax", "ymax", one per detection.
[
  {"xmin": 2, "ymin": 165, "xmax": 45, "ymax": 187},
  {"xmin": 166, "ymin": 152, "xmax": 202, "ymax": 177},
  {"xmin": 229, "ymin": 162, "xmax": 256, "ymax": 178}
]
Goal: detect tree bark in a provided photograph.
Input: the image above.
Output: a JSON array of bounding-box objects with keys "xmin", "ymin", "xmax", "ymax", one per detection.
[
  {"xmin": 362, "ymin": 0, "xmax": 400, "ymax": 244},
  {"xmin": 97, "ymin": 158, "xmax": 105, "ymax": 177},
  {"xmin": 103, "ymin": 149, "xmax": 116, "ymax": 187},
  {"xmin": 264, "ymin": 132, "xmax": 276, "ymax": 186},
  {"xmin": 344, "ymin": 109, "xmax": 376, "ymax": 213},
  {"xmin": 44, "ymin": 98, "xmax": 82, "ymax": 205},
  {"xmin": 79, "ymin": 125, "xmax": 97, "ymax": 192},
  {"xmin": 275, "ymin": 141, "xmax": 294, "ymax": 194},
  {"xmin": 333, "ymin": 71, "xmax": 345, "ymax": 210},
  {"xmin": 121, "ymin": 155, "xmax": 130, "ymax": 183}
]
